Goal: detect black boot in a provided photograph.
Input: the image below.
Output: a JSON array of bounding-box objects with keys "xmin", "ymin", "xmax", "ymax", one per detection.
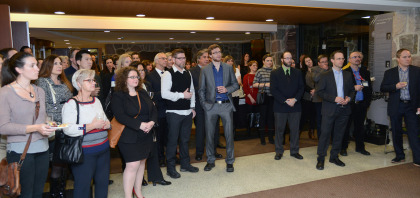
[
  {"xmin": 259, "ymin": 130, "xmax": 266, "ymax": 145},
  {"xmin": 50, "ymin": 178, "xmax": 65, "ymax": 198}
]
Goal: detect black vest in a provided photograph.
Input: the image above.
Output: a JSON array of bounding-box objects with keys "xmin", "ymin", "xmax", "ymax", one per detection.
[{"xmin": 166, "ymin": 68, "xmax": 192, "ymax": 110}]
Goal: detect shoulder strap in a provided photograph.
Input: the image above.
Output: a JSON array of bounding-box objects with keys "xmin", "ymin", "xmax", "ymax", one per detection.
[
  {"xmin": 19, "ymin": 101, "xmax": 40, "ymax": 167},
  {"xmin": 69, "ymin": 98, "xmax": 80, "ymax": 124},
  {"xmin": 134, "ymin": 93, "xmax": 141, "ymax": 119}
]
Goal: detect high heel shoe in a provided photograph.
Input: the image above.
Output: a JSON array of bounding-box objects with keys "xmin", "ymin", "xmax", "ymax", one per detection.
[
  {"xmin": 152, "ymin": 180, "xmax": 172, "ymax": 186},
  {"xmin": 132, "ymin": 188, "xmax": 145, "ymax": 198},
  {"xmin": 142, "ymin": 178, "xmax": 148, "ymax": 186}
]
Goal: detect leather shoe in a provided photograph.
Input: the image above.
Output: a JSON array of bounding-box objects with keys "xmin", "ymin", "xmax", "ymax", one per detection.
[
  {"xmin": 217, "ymin": 143, "xmax": 226, "ymax": 149},
  {"xmin": 215, "ymin": 153, "xmax": 223, "ymax": 159},
  {"xmin": 159, "ymin": 159, "xmax": 166, "ymax": 167},
  {"xmin": 226, "ymin": 164, "xmax": 234, "ymax": 172},
  {"xmin": 180, "ymin": 165, "xmax": 199, "ymax": 173},
  {"xmin": 290, "ymin": 153, "xmax": 303, "ymax": 160},
  {"xmin": 204, "ymin": 163, "xmax": 215, "ymax": 171},
  {"xmin": 340, "ymin": 149, "xmax": 348, "ymax": 156},
  {"xmin": 316, "ymin": 160, "xmax": 324, "ymax": 170},
  {"xmin": 391, "ymin": 156, "xmax": 405, "ymax": 163},
  {"xmin": 142, "ymin": 178, "xmax": 148, "ymax": 186},
  {"xmin": 166, "ymin": 170, "xmax": 181, "ymax": 179},
  {"xmin": 152, "ymin": 180, "xmax": 171, "ymax": 186},
  {"xmin": 356, "ymin": 149, "xmax": 371, "ymax": 155},
  {"xmin": 329, "ymin": 158, "xmax": 345, "ymax": 167},
  {"xmin": 195, "ymin": 154, "xmax": 203, "ymax": 161},
  {"xmin": 274, "ymin": 153, "xmax": 283, "ymax": 160}
]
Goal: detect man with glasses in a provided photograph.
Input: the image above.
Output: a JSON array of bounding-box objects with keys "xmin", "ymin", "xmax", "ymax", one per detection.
[
  {"xmin": 199, "ymin": 44, "xmax": 239, "ymax": 172},
  {"xmin": 381, "ymin": 49, "xmax": 420, "ymax": 166},
  {"xmin": 161, "ymin": 49, "xmax": 198, "ymax": 178},
  {"xmin": 146, "ymin": 52, "xmax": 169, "ymax": 167},
  {"xmin": 311, "ymin": 54, "xmax": 330, "ymax": 139},
  {"xmin": 75, "ymin": 50, "xmax": 101, "ymax": 97},
  {"xmin": 341, "ymin": 52, "xmax": 372, "ymax": 156},
  {"xmin": 315, "ymin": 51, "xmax": 355, "ymax": 170}
]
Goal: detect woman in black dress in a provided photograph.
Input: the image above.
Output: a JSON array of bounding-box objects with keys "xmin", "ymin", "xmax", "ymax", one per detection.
[{"xmin": 111, "ymin": 67, "xmax": 157, "ymax": 198}]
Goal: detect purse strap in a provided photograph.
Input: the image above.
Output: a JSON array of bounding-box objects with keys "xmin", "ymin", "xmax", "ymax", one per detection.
[
  {"xmin": 69, "ymin": 98, "xmax": 80, "ymax": 124},
  {"xmin": 18, "ymin": 101, "xmax": 40, "ymax": 167},
  {"xmin": 134, "ymin": 93, "xmax": 141, "ymax": 119}
]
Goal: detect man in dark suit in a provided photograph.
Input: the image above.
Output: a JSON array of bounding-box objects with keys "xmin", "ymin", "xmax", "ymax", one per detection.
[
  {"xmin": 270, "ymin": 52, "xmax": 304, "ymax": 160},
  {"xmin": 315, "ymin": 51, "xmax": 355, "ymax": 170},
  {"xmin": 145, "ymin": 52, "xmax": 169, "ymax": 167},
  {"xmin": 199, "ymin": 44, "xmax": 239, "ymax": 172},
  {"xmin": 341, "ymin": 51, "xmax": 372, "ymax": 156},
  {"xmin": 380, "ymin": 48, "xmax": 420, "ymax": 166},
  {"xmin": 311, "ymin": 55, "xmax": 330, "ymax": 139}
]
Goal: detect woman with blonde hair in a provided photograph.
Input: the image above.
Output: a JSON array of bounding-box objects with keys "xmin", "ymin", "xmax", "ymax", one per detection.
[{"xmin": 116, "ymin": 54, "xmax": 132, "ymax": 71}]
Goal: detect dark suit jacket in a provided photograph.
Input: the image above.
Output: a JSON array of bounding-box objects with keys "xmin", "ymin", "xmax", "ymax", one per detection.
[
  {"xmin": 316, "ymin": 69, "xmax": 355, "ymax": 116},
  {"xmin": 111, "ymin": 90, "xmax": 157, "ymax": 144},
  {"xmin": 343, "ymin": 66, "xmax": 372, "ymax": 105},
  {"xmin": 145, "ymin": 69, "xmax": 166, "ymax": 118},
  {"xmin": 270, "ymin": 67, "xmax": 304, "ymax": 113},
  {"xmin": 198, "ymin": 62, "xmax": 239, "ymax": 111},
  {"xmin": 380, "ymin": 65, "xmax": 420, "ymax": 116},
  {"xmin": 189, "ymin": 65, "xmax": 204, "ymax": 113}
]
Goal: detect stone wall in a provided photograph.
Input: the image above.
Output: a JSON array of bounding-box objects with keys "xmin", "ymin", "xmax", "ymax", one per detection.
[
  {"xmin": 392, "ymin": 8, "xmax": 420, "ymax": 66},
  {"xmin": 269, "ymin": 25, "xmax": 297, "ymax": 68}
]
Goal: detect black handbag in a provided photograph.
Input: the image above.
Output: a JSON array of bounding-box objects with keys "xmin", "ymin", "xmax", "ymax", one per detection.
[
  {"xmin": 256, "ymin": 82, "xmax": 266, "ymax": 105},
  {"xmin": 57, "ymin": 98, "xmax": 84, "ymax": 164}
]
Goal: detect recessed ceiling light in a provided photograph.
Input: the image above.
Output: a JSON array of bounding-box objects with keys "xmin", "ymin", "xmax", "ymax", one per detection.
[
  {"xmin": 177, "ymin": 42, "xmax": 181, "ymax": 43},
  {"xmin": 54, "ymin": 11, "xmax": 65, "ymax": 15},
  {"xmin": 245, "ymin": 32, "xmax": 251, "ymax": 34},
  {"xmin": 362, "ymin": 16, "xmax": 370, "ymax": 19},
  {"xmin": 136, "ymin": 14, "xmax": 146, "ymax": 17},
  {"xmin": 266, "ymin": 19, "xmax": 274, "ymax": 22},
  {"xmin": 66, "ymin": 43, "xmax": 71, "ymax": 44},
  {"xmin": 88, "ymin": 49, "xmax": 91, "ymax": 52},
  {"xmin": 215, "ymin": 38, "xmax": 220, "ymax": 40},
  {"xmin": 131, "ymin": 42, "xmax": 135, "ymax": 43},
  {"xmin": 64, "ymin": 40, "xmax": 69, "ymax": 42},
  {"xmin": 169, "ymin": 38, "xmax": 174, "ymax": 40},
  {"xmin": 117, "ymin": 38, "xmax": 122, "ymax": 40},
  {"xmin": 206, "ymin": 17, "xmax": 215, "ymax": 20},
  {"xmin": 190, "ymin": 32, "xmax": 196, "ymax": 34},
  {"xmin": 104, "ymin": 30, "xmax": 110, "ymax": 33}
]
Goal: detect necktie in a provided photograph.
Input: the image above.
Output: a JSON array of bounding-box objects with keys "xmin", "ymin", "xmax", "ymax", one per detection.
[
  {"xmin": 286, "ymin": 69, "xmax": 290, "ymax": 77},
  {"xmin": 161, "ymin": 71, "xmax": 164, "ymax": 74}
]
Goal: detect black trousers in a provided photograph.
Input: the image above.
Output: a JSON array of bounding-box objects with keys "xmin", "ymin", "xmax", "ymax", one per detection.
[
  {"xmin": 300, "ymin": 100, "xmax": 316, "ymax": 131},
  {"xmin": 156, "ymin": 117, "xmax": 168, "ymax": 161},
  {"xmin": 146, "ymin": 141, "xmax": 165, "ymax": 182},
  {"xmin": 315, "ymin": 102, "xmax": 323, "ymax": 139},
  {"xmin": 342, "ymin": 101, "xmax": 369, "ymax": 151},
  {"xmin": 166, "ymin": 112, "xmax": 193, "ymax": 170},
  {"xmin": 258, "ymin": 96, "xmax": 275, "ymax": 131}
]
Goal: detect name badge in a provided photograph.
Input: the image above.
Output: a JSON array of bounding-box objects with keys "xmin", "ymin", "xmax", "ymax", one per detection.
[{"xmin": 362, "ymin": 81, "xmax": 369, "ymax": 87}]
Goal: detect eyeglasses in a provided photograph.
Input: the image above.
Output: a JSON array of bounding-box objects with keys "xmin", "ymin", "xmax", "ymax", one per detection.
[
  {"xmin": 128, "ymin": 76, "xmax": 141, "ymax": 79},
  {"xmin": 83, "ymin": 79, "xmax": 96, "ymax": 83},
  {"xmin": 350, "ymin": 56, "xmax": 362, "ymax": 59},
  {"xmin": 175, "ymin": 57, "xmax": 186, "ymax": 60}
]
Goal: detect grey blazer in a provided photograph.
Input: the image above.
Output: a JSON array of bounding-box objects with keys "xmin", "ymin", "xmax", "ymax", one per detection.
[{"xmin": 198, "ymin": 62, "xmax": 239, "ymax": 112}]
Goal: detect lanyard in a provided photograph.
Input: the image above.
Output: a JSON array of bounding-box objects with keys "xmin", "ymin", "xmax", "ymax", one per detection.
[{"xmin": 352, "ymin": 71, "xmax": 365, "ymax": 81}]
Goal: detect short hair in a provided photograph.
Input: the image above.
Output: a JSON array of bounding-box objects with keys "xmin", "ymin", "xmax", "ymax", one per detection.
[
  {"xmin": 69, "ymin": 47, "xmax": 81, "ymax": 58},
  {"xmin": 208, "ymin": 44, "xmax": 221, "ymax": 55},
  {"xmin": 116, "ymin": 54, "xmax": 131, "ymax": 70},
  {"xmin": 330, "ymin": 50, "xmax": 344, "ymax": 60},
  {"xmin": 396, "ymin": 48, "xmax": 410, "ymax": 58},
  {"xmin": 317, "ymin": 54, "xmax": 328, "ymax": 63},
  {"xmin": 171, "ymin": 49, "xmax": 185, "ymax": 58},
  {"xmin": 72, "ymin": 69, "xmax": 95, "ymax": 91},
  {"xmin": 131, "ymin": 52, "xmax": 140, "ymax": 58},
  {"xmin": 114, "ymin": 66, "xmax": 142, "ymax": 93},
  {"xmin": 349, "ymin": 51, "xmax": 363, "ymax": 59},
  {"xmin": 196, "ymin": 49, "xmax": 209, "ymax": 62},
  {"xmin": 262, "ymin": 54, "xmax": 272, "ymax": 62},
  {"xmin": 281, "ymin": 51, "xmax": 292, "ymax": 59},
  {"xmin": 247, "ymin": 60, "xmax": 258, "ymax": 67},
  {"xmin": 0, "ymin": 48, "xmax": 17, "ymax": 59},
  {"xmin": 19, "ymin": 46, "xmax": 31, "ymax": 52},
  {"xmin": 75, "ymin": 50, "xmax": 91, "ymax": 62},
  {"xmin": 153, "ymin": 52, "xmax": 166, "ymax": 66}
]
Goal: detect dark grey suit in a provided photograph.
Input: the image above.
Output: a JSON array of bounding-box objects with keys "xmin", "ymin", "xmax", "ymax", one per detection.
[{"xmin": 198, "ymin": 62, "xmax": 239, "ymax": 164}]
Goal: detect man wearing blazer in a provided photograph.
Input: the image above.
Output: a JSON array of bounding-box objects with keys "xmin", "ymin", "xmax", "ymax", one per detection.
[
  {"xmin": 380, "ymin": 48, "xmax": 420, "ymax": 166},
  {"xmin": 145, "ymin": 52, "xmax": 169, "ymax": 167},
  {"xmin": 198, "ymin": 44, "xmax": 239, "ymax": 172},
  {"xmin": 315, "ymin": 51, "xmax": 355, "ymax": 170},
  {"xmin": 270, "ymin": 52, "xmax": 304, "ymax": 160},
  {"xmin": 341, "ymin": 52, "xmax": 373, "ymax": 156}
]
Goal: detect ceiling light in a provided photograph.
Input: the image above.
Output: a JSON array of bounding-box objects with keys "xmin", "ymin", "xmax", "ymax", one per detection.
[
  {"xmin": 117, "ymin": 38, "xmax": 122, "ymax": 40},
  {"xmin": 190, "ymin": 32, "xmax": 196, "ymax": 34},
  {"xmin": 362, "ymin": 16, "xmax": 370, "ymax": 19},
  {"xmin": 266, "ymin": 19, "xmax": 274, "ymax": 22},
  {"xmin": 104, "ymin": 30, "xmax": 110, "ymax": 33},
  {"xmin": 245, "ymin": 32, "xmax": 251, "ymax": 34},
  {"xmin": 215, "ymin": 38, "xmax": 220, "ymax": 40},
  {"xmin": 136, "ymin": 14, "xmax": 146, "ymax": 17},
  {"xmin": 64, "ymin": 40, "xmax": 69, "ymax": 41},
  {"xmin": 54, "ymin": 11, "xmax": 65, "ymax": 15},
  {"xmin": 206, "ymin": 17, "xmax": 214, "ymax": 20},
  {"xmin": 66, "ymin": 43, "xmax": 71, "ymax": 44},
  {"xmin": 169, "ymin": 38, "xmax": 174, "ymax": 40},
  {"xmin": 177, "ymin": 42, "xmax": 181, "ymax": 44},
  {"xmin": 131, "ymin": 42, "xmax": 135, "ymax": 43}
]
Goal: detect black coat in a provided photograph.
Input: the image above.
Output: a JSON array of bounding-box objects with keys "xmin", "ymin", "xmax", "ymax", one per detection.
[
  {"xmin": 189, "ymin": 66, "xmax": 203, "ymax": 112},
  {"xmin": 145, "ymin": 70, "xmax": 166, "ymax": 118},
  {"xmin": 270, "ymin": 67, "xmax": 304, "ymax": 113},
  {"xmin": 343, "ymin": 66, "xmax": 372, "ymax": 105}
]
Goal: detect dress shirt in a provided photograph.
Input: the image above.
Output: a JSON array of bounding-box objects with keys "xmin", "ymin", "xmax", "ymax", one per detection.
[
  {"xmin": 282, "ymin": 65, "xmax": 290, "ymax": 75},
  {"xmin": 351, "ymin": 67, "xmax": 364, "ymax": 101},
  {"xmin": 333, "ymin": 68, "xmax": 344, "ymax": 99},
  {"xmin": 161, "ymin": 66, "xmax": 195, "ymax": 115},
  {"xmin": 155, "ymin": 68, "xmax": 165, "ymax": 77},
  {"xmin": 213, "ymin": 64, "xmax": 229, "ymax": 101},
  {"xmin": 398, "ymin": 66, "xmax": 410, "ymax": 100}
]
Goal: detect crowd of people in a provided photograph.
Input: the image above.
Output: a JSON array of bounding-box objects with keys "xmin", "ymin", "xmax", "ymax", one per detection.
[{"xmin": 0, "ymin": 44, "xmax": 419, "ymax": 198}]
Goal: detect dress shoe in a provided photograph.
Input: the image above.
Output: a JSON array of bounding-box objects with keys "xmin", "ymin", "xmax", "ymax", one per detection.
[
  {"xmin": 226, "ymin": 164, "xmax": 234, "ymax": 172},
  {"xmin": 109, "ymin": 180, "xmax": 114, "ymax": 185},
  {"xmin": 159, "ymin": 159, "xmax": 166, "ymax": 167},
  {"xmin": 204, "ymin": 163, "xmax": 215, "ymax": 171},
  {"xmin": 329, "ymin": 158, "xmax": 345, "ymax": 167},
  {"xmin": 152, "ymin": 180, "xmax": 171, "ymax": 186},
  {"xmin": 356, "ymin": 149, "xmax": 371, "ymax": 156},
  {"xmin": 290, "ymin": 153, "xmax": 304, "ymax": 160},
  {"xmin": 217, "ymin": 143, "xmax": 226, "ymax": 149},
  {"xmin": 316, "ymin": 160, "xmax": 324, "ymax": 170},
  {"xmin": 166, "ymin": 170, "xmax": 181, "ymax": 179},
  {"xmin": 274, "ymin": 153, "xmax": 283, "ymax": 160},
  {"xmin": 142, "ymin": 178, "xmax": 148, "ymax": 186},
  {"xmin": 340, "ymin": 149, "xmax": 348, "ymax": 156},
  {"xmin": 414, "ymin": 163, "xmax": 420, "ymax": 167},
  {"xmin": 391, "ymin": 156, "xmax": 405, "ymax": 163},
  {"xmin": 215, "ymin": 153, "xmax": 223, "ymax": 159},
  {"xmin": 180, "ymin": 165, "xmax": 199, "ymax": 173},
  {"xmin": 195, "ymin": 154, "xmax": 203, "ymax": 161}
]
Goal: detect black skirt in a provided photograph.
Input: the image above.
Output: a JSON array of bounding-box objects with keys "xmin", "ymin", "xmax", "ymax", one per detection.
[{"xmin": 118, "ymin": 134, "xmax": 152, "ymax": 163}]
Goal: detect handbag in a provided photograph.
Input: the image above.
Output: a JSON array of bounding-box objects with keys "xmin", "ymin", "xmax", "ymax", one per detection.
[
  {"xmin": 57, "ymin": 98, "xmax": 84, "ymax": 164},
  {"xmin": 256, "ymin": 82, "xmax": 266, "ymax": 105},
  {"xmin": 108, "ymin": 93, "xmax": 141, "ymax": 148},
  {"xmin": 0, "ymin": 101, "xmax": 39, "ymax": 198}
]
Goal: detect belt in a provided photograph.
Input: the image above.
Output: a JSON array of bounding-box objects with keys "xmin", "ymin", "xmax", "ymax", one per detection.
[
  {"xmin": 400, "ymin": 100, "xmax": 411, "ymax": 104},
  {"xmin": 215, "ymin": 100, "xmax": 230, "ymax": 104}
]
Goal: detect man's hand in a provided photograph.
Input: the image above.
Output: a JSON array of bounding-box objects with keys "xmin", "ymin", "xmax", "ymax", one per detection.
[
  {"xmin": 335, "ymin": 97, "xmax": 345, "ymax": 104},
  {"xmin": 192, "ymin": 109, "xmax": 196, "ymax": 118},
  {"xmin": 310, "ymin": 89, "xmax": 315, "ymax": 96},
  {"xmin": 354, "ymin": 85, "xmax": 363, "ymax": 91},
  {"xmin": 396, "ymin": 82, "xmax": 407, "ymax": 89},
  {"xmin": 183, "ymin": 88, "xmax": 192, "ymax": 99},
  {"xmin": 285, "ymin": 98, "xmax": 296, "ymax": 107},
  {"xmin": 217, "ymin": 86, "xmax": 227, "ymax": 94}
]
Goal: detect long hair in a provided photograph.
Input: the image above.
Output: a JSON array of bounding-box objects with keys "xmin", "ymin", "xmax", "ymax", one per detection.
[
  {"xmin": 240, "ymin": 53, "xmax": 250, "ymax": 67},
  {"xmin": 114, "ymin": 66, "xmax": 142, "ymax": 93},
  {"xmin": 1, "ymin": 52, "xmax": 33, "ymax": 87},
  {"xmin": 39, "ymin": 55, "xmax": 73, "ymax": 92},
  {"xmin": 301, "ymin": 55, "xmax": 312, "ymax": 73},
  {"xmin": 223, "ymin": 55, "xmax": 237, "ymax": 71}
]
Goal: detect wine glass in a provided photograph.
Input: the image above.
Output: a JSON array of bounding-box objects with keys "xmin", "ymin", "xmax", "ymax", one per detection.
[{"xmin": 148, "ymin": 91, "xmax": 154, "ymax": 99}]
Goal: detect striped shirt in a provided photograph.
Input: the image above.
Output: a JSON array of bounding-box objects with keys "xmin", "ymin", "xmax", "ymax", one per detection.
[
  {"xmin": 398, "ymin": 66, "xmax": 410, "ymax": 100},
  {"xmin": 253, "ymin": 67, "xmax": 273, "ymax": 96}
]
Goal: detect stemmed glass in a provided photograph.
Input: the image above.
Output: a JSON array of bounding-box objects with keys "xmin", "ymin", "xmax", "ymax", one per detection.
[{"xmin": 148, "ymin": 91, "xmax": 154, "ymax": 99}]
